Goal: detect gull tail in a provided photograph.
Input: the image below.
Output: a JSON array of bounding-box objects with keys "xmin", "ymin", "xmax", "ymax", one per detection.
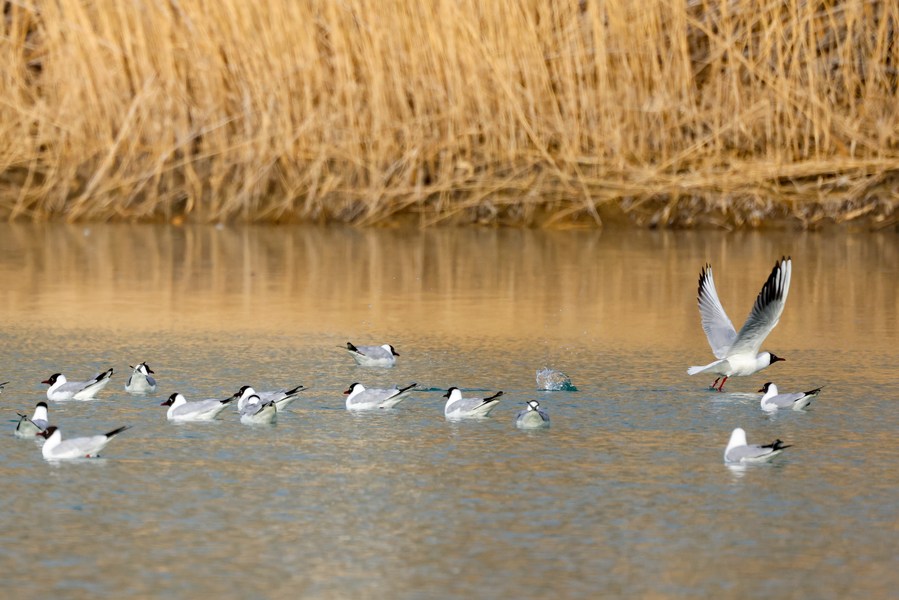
[
  {"xmin": 284, "ymin": 384, "xmax": 306, "ymax": 396},
  {"xmin": 105, "ymin": 425, "xmax": 132, "ymax": 438},
  {"xmin": 94, "ymin": 368, "xmax": 114, "ymax": 382},
  {"xmin": 687, "ymin": 359, "xmax": 725, "ymax": 376},
  {"xmin": 482, "ymin": 391, "xmax": 504, "ymax": 404}
]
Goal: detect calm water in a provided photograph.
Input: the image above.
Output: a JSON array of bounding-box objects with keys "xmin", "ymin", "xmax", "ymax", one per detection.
[{"xmin": 0, "ymin": 224, "xmax": 897, "ymax": 598}]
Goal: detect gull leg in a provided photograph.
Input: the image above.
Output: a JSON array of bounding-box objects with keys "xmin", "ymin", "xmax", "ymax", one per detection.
[
  {"xmin": 709, "ymin": 377, "xmax": 721, "ymax": 390},
  {"xmin": 716, "ymin": 376, "xmax": 728, "ymax": 392}
]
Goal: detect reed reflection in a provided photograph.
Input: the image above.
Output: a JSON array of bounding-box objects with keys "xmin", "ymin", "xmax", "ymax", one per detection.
[{"xmin": 0, "ymin": 224, "xmax": 895, "ymax": 353}]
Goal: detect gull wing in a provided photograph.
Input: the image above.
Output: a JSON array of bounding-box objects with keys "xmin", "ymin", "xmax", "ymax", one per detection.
[
  {"xmin": 698, "ymin": 264, "xmax": 737, "ymax": 359},
  {"xmin": 728, "ymin": 257, "xmax": 792, "ymax": 356}
]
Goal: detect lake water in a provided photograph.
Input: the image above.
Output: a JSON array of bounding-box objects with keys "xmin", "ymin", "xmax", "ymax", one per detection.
[{"xmin": 1, "ymin": 224, "xmax": 897, "ymax": 598}]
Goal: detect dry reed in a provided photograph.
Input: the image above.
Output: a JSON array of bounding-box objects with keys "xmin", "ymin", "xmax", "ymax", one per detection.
[{"xmin": 0, "ymin": 0, "xmax": 897, "ymax": 227}]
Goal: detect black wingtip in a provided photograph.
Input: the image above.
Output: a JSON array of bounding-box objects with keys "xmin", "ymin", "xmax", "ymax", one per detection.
[
  {"xmin": 697, "ymin": 263, "xmax": 712, "ymax": 302},
  {"xmin": 398, "ymin": 382, "xmax": 417, "ymax": 393},
  {"xmin": 762, "ymin": 439, "xmax": 792, "ymax": 451},
  {"xmin": 106, "ymin": 425, "xmax": 132, "ymax": 438},
  {"xmin": 483, "ymin": 390, "xmax": 504, "ymax": 402},
  {"xmin": 346, "ymin": 342, "xmax": 358, "ymax": 352},
  {"xmin": 285, "ymin": 384, "xmax": 306, "ymax": 395},
  {"xmin": 806, "ymin": 387, "xmax": 823, "ymax": 396},
  {"xmin": 754, "ymin": 257, "xmax": 790, "ymax": 312}
]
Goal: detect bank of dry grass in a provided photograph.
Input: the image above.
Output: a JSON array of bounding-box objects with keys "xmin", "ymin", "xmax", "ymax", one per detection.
[{"xmin": 1, "ymin": 0, "xmax": 897, "ymax": 228}]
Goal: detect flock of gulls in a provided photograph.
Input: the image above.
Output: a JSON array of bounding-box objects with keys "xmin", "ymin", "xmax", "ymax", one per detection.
[{"xmin": 8, "ymin": 256, "xmax": 815, "ymax": 465}]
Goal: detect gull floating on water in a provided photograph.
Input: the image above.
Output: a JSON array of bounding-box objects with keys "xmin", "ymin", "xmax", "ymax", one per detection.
[
  {"xmin": 344, "ymin": 342, "xmax": 399, "ymax": 367},
  {"xmin": 759, "ymin": 382, "xmax": 820, "ymax": 412},
  {"xmin": 515, "ymin": 400, "xmax": 550, "ymax": 429},
  {"xmin": 161, "ymin": 392, "xmax": 236, "ymax": 422},
  {"xmin": 443, "ymin": 387, "xmax": 503, "ymax": 420},
  {"xmin": 688, "ymin": 257, "xmax": 791, "ymax": 391},
  {"xmin": 37, "ymin": 425, "xmax": 131, "ymax": 460},
  {"xmin": 723, "ymin": 427, "xmax": 791, "ymax": 464},
  {"xmin": 239, "ymin": 395, "xmax": 278, "ymax": 425},
  {"xmin": 234, "ymin": 384, "xmax": 305, "ymax": 412},
  {"xmin": 42, "ymin": 368, "xmax": 115, "ymax": 401},
  {"xmin": 344, "ymin": 382, "xmax": 417, "ymax": 410},
  {"xmin": 125, "ymin": 362, "xmax": 157, "ymax": 394},
  {"xmin": 15, "ymin": 402, "xmax": 50, "ymax": 438}
]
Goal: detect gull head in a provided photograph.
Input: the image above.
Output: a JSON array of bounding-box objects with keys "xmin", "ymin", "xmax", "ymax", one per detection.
[
  {"xmin": 344, "ymin": 383, "xmax": 364, "ymax": 395},
  {"xmin": 42, "ymin": 373, "xmax": 64, "ymax": 386},
  {"xmin": 443, "ymin": 387, "xmax": 463, "ymax": 402}
]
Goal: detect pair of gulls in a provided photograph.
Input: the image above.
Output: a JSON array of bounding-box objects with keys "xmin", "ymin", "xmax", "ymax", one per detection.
[
  {"xmin": 12, "ymin": 395, "xmax": 131, "ymax": 460},
  {"xmin": 161, "ymin": 384, "xmax": 305, "ymax": 424},
  {"xmin": 443, "ymin": 388, "xmax": 550, "ymax": 429},
  {"xmin": 690, "ymin": 256, "xmax": 819, "ymax": 464},
  {"xmin": 40, "ymin": 362, "xmax": 157, "ymax": 401}
]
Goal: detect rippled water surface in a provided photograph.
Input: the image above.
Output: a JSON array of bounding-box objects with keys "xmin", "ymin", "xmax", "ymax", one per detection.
[{"xmin": 1, "ymin": 224, "xmax": 897, "ymax": 598}]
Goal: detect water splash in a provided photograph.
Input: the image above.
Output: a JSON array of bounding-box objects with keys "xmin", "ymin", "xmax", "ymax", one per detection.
[{"xmin": 536, "ymin": 368, "xmax": 577, "ymax": 391}]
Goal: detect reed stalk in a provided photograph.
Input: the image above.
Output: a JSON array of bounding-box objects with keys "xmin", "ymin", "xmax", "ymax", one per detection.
[{"xmin": 0, "ymin": 0, "xmax": 897, "ymax": 227}]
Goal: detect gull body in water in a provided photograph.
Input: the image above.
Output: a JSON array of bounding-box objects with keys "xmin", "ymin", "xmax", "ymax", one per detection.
[
  {"xmin": 125, "ymin": 362, "xmax": 157, "ymax": 394},
  {"xmin": 42, "ymin": 368, "xmax": 115, "ymax": 401},
  {"xmin": 37, "ymin": 425, "xmax": 131, "ymax": 460},
  {"xmin": 344, "ymin": 342, "xmax": 399, "ymax": 367},
  {"xmin": 515, "ymin": 400, "xmax": 550, "ymax": 429},
  {"xmin": 759, "ymin": 382, "xmax": 821, "ymax": 412},
  {"xmin": 239, "ymin": 395, "xmax": 278, "ymax": 425},
  {"xmin": 161, "ymin": 392, "xmax": 236, "ymax": 422},
  {"xmin": 443, "ymin": 388, "xmax": 503, "ymax": 420},
  {"xmin": 234, "ymin": 384, "xmax": 305, "ymax": 412},
  {"xmin": 344, "ymin": 382, "xmax": 416, "ymax": 410},
  {"xmin": 15, "ymin": 402, "xmax": 50, "ymax": 438},
  {"xmin": 723, "ymin": 427, "xmax": 791, "ymax": 464},
  {"xmin": 688, "ymin": 257, "xmax": 791, "ymax": 391}
]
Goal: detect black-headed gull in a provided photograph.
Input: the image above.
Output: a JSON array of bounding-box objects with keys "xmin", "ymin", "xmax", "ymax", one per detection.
[
  {"xmin": 343, "ymin": 382, "xmax": 416, "ymax": 410},
  {"xmin": 15, "ymin": 402, "xmax": 50, "ymax": 438},
  {"xmin": 42, "ymin": 368, "xmax": 114, "ymax": 401},
  {"xmin": 443, "ymin": 387, "xmax": 503, "ymax": 420},
  {"xmin": 515, "ymin": 400, "xmax": 550, "ymax": 429},
  {"xmin": 234, "ymin": 384, "xmax": 305, "ymax": 412},
  {"xmin": 723, "ymin": 427, "xmax": 791, "ymax": 464},
  {"xmin": 345, "ymin": 342, "xmax": 399, "ymax": 367},
  {"xmin": 37, "ymin": 425, "xmax": 131, "ymax": 460},
  {"xmin": 125, "ymin": 362, "xmax": 157, "ymax": 394},
  {"xmin": 239, "ymin": 395, "xmax": 278, "ymax": 425},
  {"xmin": 758, "ymin": 382, "xmax": 820, "ymax": 412},
  {"xmin": 688, "ymin": 257, "xmax": 791, "ymax": 391},
  {"xmin": 161, "ymin": 392, "xmax": 236, "ymax": 421}
]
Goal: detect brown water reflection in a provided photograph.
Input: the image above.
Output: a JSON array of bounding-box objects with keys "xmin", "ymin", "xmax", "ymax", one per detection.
[{"xmin": 1, "ymin": 224, "xmax": 896, "ymax": 353}]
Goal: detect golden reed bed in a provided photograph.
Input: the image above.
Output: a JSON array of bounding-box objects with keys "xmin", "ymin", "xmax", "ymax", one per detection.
[{"xmin": 1, "ymin": 1, "xmax": 897, "ymax": 228}]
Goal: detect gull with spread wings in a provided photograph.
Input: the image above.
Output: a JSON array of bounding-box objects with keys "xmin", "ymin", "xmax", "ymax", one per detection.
[{"xmin": 688, "ymin": 257, "xmax": 791, "ymax": 391}]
